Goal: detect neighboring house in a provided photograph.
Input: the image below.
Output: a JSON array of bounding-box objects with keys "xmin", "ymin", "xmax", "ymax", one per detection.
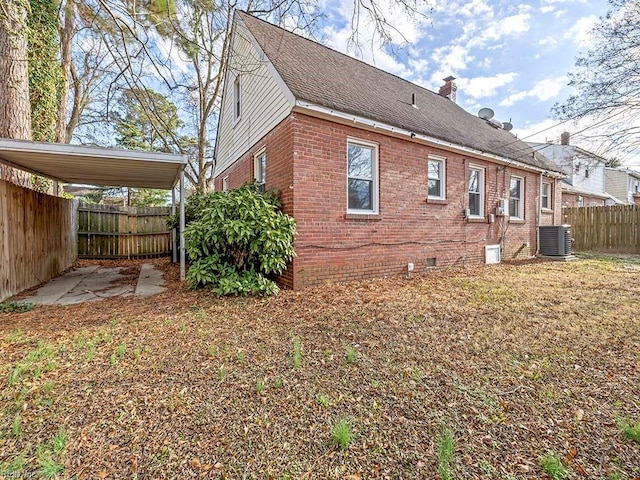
[
  {"xmin": 528, "ymin": 133, "xmax": 623, "ymax": 207},
  {"xmin": 605, "ymin": 167, "xmax": 640, "ymax": 205},
  {"xmin": 214, "ymin": 11, "xmax": 564, "ymax": 288}
]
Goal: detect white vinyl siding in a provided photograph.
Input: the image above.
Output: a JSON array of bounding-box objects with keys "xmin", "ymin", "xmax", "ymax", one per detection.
[
  {"xmin": 468, "ymin": 166, "xmax": 484, "ymax": 218},
  {"xmin": 347, "ymin": 139, "xmax": 378, "ymax": 214},
  {"xmin": 510, "ymin": 176, "xmax": 524, "ymax": 219},
  {"xmin": 214, "ymin": 19, "xmax": 294, "ymax": 177},
  {"xmin": 428, "ymin": 156, "xmax": 446, "ymax": 200}
]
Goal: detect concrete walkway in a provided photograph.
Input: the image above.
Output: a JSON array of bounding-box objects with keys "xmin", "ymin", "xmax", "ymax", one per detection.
[{"xmin": 22, "ymin": 263, "xmax": 166, "ymax": 305}]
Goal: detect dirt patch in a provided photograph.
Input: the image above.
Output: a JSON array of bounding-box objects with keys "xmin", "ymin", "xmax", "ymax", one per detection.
[{"xmin": 1, "ymin": 257, "xmax": 639, "ymax": 479}]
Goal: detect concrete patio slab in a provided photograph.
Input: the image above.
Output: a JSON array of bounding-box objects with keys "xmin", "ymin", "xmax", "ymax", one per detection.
[
  {"xmin": 21, "ymin": 263, "xmax": 166, "ymax": 305},
  {"xmin": 135, "ymin": 263, "xmax": 166, "ymax": 297}
]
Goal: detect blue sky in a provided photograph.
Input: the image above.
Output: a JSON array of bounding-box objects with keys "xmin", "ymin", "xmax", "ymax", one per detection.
[{"xmin": 317, "ymin": 0, "xmax": 615, "ymax": 156}]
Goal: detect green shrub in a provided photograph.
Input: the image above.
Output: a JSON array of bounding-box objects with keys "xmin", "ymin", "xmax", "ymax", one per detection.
[{"xmin": 181, "ymin": 184, "xmax": 296, "ymax": 296}]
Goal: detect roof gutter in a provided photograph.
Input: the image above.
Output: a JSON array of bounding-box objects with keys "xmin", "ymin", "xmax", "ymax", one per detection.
[{"xmin": 294, "ymin": 101, "xmax": 565, "ymax": 178}]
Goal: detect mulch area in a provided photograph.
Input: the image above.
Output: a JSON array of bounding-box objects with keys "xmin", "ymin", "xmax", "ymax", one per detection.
[{"xmin": 1, "ymin": 257, "xmax": 639, "ymax": 479}]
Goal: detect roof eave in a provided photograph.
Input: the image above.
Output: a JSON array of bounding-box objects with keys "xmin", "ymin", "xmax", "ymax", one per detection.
[{"xmin": 294, "ymin": 102, "xmax": 565, "ymax": 178}]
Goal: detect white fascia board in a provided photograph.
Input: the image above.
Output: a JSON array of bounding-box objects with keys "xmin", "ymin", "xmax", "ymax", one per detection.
[
  {"xmin": 294, "ymin": 101, "xmax": 565, "ymax": 179},
  {"xmin": 0, "ymin": 138, "xmax": 187, "ymax": 165}
]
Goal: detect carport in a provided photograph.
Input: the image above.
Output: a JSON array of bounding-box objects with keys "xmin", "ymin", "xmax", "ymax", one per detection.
[{"xmin": 0, "ymin": 138, "xmax": 188, "ymax": 281}]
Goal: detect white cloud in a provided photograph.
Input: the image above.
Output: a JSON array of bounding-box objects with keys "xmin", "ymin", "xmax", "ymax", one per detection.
[
  {"xmin": 429, "ymin": 44, "xmax": 473, "ymax": 83},
  {"xmin": 540, "ymin": 6, "xmax": 556, "ymax": 14},
  {"xmin": 538, "ymin": 35, "xmax": 559, "ymax": 49},
  {"xmin": 459, "ymin": 73, "xmax": 518, "ymax": 99},
  {"xmin": 466, "ymin": 11, "xmax": 531, "ymax": 48},
  {"xmin": 458, "ymin": 0, "xmax": 493, "ymax": 18},
  {"xmin": 565, "ymin": 15, "xmax": 598, "ymax": 48},
  {"xmin": 500, "ymin": 76, "xmax": 567, "ymax": 107}
]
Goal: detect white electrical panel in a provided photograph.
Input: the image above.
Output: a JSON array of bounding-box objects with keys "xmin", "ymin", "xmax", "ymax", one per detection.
[{"xmin": 496, "ymin": 199, "xmax": 508, "ymax": 216}]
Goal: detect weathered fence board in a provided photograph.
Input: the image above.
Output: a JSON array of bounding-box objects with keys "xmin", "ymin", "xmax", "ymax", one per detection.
[
  {"xmin": 77, "ymin": 203, "xmax": 172, "ymax": 259},
  {"xmin": 0, "ymin": 180, "xmax": 77, "ymax": 302},
  {"xmin": 563, "ymin": 205, "xmax": 640, "ymax": 254}
]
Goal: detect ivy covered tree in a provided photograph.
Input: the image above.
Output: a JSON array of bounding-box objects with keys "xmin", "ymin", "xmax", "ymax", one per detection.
[{"xmin": 184, "ymin": 185, "xmax": 296, "ymax": 296}]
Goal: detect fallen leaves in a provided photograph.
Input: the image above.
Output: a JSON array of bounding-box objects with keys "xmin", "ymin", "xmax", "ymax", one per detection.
[{"xmin": 0, "ymin": 257, "xmax": 639, "ymax": 478}]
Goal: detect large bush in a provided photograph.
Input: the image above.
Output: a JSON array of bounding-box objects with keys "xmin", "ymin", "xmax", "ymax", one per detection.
[{"xmin": 183, "ymin": 185, "xmax": 296, "ymax": 296}]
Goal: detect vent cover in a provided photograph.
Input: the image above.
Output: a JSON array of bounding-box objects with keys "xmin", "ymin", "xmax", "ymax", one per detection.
[
  {"xmin": 539, "ymin": 225, "xmax": 572, "ymax": 256},
  {"xmin": 485, "ymin": 245, "xmax": 501, "ymax": 264}
]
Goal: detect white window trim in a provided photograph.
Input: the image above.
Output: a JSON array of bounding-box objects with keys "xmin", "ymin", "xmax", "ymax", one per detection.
[
  {"xmin": 541, "ymin": 181, "xmax": 551, "ymax": 210},
  {"xmin": 222, "ymin": 176, "xmax": 229, "ymax": 192},
  {"xmin": 233, "ymin": 75, "xmax": 241, "ymax": 124},
  {"xmin": 427, "ymin": 155, "xmax": 446, "ymax": 200},
  {"xmin": 346, "ymin": 138, "xmax": 379, "ymax": 214},
  {"xmin": 468, "ymin": 165, "xmax": 485, "ymax": 218},
  {"xmin": 254, "ymin": 148, "xmax": 266, "ymax": 185},
  {"xmin": 510, "ymin": 175, "xmax": 524, "ymax": 220}
]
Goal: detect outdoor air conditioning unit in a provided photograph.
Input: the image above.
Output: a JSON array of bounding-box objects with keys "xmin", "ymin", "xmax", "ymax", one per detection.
[{"xmin": 538, "ymin": 225, "xmax": 572, "ymax": 256}]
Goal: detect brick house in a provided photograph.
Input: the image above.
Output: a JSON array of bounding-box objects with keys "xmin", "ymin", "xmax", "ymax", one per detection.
[{"xmin": 214, "ymin": 11, "xmax": 564, "ymax": 289}]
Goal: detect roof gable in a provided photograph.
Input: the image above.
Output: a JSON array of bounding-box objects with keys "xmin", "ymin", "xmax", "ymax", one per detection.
[{"xmin": 237, "ymin": 11, "xmax": 559, "ymax": 173}]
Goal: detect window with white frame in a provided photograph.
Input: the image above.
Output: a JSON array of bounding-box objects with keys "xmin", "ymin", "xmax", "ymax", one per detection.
[
  {"xmin": 509, "ymin": 176, "xmax": 524, "ymax": 219},
  {"xmin": 541, "ymin": 181, "xmax": 551, "ymax": 209},
  {"xmin": 233, "ymin": 76, "xmax": 241, "ymax": 121},
  {"xmin": 254, "ymin": 149, "xmax": 266, "ymax": 190},
  {"xmin": 468, "ymin": 166, "xmax": 485, "ymax": 217},
  {"xmin": 428, "ymin": 156, "xmax": 446, "ymax": 199},
  {"xmin": 222, "ymin": 176, "xmax": 229, "ymax": 192},
  {"xmin": 347, "ymin": 139, "xmax": 378, "ymax": 213}
]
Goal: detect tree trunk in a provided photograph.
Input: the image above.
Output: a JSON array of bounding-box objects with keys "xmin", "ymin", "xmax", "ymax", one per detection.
[
  {"xmin": 56, "ymin": 0, "xmax": 74, "ymax": 143},
  {"xmin": 0, "ymin": 0, "xmax": 32, "ymax": 186}
]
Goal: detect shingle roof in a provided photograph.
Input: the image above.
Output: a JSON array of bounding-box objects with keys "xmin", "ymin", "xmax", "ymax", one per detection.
[{"xmin": 237, "ymin": 11, "xmax": 560, "ymax": 173}]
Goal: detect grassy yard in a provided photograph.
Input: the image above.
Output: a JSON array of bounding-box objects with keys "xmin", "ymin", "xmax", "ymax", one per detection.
[{"xmin": 1, "ymin": 257, "xmax": 639, "ymax": 479}]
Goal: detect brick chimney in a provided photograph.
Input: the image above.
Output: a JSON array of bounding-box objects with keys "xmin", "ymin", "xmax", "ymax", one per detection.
[
  {"xmin": 561, "ymin": 131, "xmax": 570, "ymax": 145},
  {"xmin": 439, "ymin": 76, "xmax": 457, "ymax": 103}
]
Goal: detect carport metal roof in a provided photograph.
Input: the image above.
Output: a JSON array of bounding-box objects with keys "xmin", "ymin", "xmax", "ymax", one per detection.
[
  {"xmin": 0, "ymin": 138, "xmax": 188, "ymax": 280},
  {"xmin": 0, "ymin": 138, "xmax": 187, "ymax": 189}
]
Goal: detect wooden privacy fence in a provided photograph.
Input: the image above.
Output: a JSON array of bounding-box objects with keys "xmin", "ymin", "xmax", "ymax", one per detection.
[
  {"xmin": 77, "ymin": 203, "xmax": 172, "ymax": 259},
  {"xmin": 1, "ymin": 180, "xmax": 77, "ymax": 302},
  {"xmin": 563, "ymin": 205, "xmax": 640, "ymax": 254}
]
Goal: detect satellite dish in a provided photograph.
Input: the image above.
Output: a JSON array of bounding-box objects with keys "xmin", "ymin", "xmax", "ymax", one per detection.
[
  {"xmin": 478, "ymin": 107, "xmax": 494, "ymax": 120},
  {"xmin": 503, "ymin": 121, "xmax": 513, "ymax": 131}
]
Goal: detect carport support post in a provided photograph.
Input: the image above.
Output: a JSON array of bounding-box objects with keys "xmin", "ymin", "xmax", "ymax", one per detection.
[
  {"xmin": 171, "ymin": 188, "xmax": 177, "ymax": 263},
  {"xmin": 179, "ymin": 169, "xmax": 186, "ymax": 281}
]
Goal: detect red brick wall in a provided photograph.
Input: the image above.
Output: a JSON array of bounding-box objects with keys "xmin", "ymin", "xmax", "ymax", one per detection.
[
  {"xmin": 290, "ymin": 113, "xmax": 559, "ymax": 288},
  {"xmin": 215, "ymin": 112, "xmax": 563, "ymax": 289},
  {"xmin": 562, "ymin": 192, "xmax": 606, "ymax": 208}
]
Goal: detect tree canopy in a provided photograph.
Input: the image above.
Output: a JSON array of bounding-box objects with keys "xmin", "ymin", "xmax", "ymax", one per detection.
[{"xmin": 553, "ymin": 0, "xmax": 640, "ymax": 157}]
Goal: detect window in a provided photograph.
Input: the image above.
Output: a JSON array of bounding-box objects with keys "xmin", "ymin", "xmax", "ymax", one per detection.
[
  {"xmin": 233, "ymin": 76, "xmax": 241, "ymax": 121},
  {"xmin": 347, "ymin": 139, "xmax": 378, "ymax": 213},
  {"xmin": 428, "ymin": 156, "xmax": 446, "ymax": 199},
  {"xmin": 468, "ymin": 166, "xmax": 485, "ymax": 217},
  {"xmin": 222, "ymin": 176, "xmax": 229, "ymax": 192},
  {"xmin": 254, "ymin": 149, "xmax": 266, "ymax": 191},
  {"xmin": 509, "ymin": 176, "xmax": 524, "ymax": 219},
  {"xmin": 541, "ymin": 181, "xmax": 551, "ymax": 209}
]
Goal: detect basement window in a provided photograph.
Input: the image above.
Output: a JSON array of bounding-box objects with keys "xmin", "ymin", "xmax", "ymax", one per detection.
[{"xmin": 426, "ymin": 258, "xmax": 436, "ymax": 268}]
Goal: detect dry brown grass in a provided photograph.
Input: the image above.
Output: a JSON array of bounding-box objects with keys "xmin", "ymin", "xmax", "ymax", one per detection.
[{"xmin": 1, "ymin": 256, "xmax": 639, "ymax": 479}]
